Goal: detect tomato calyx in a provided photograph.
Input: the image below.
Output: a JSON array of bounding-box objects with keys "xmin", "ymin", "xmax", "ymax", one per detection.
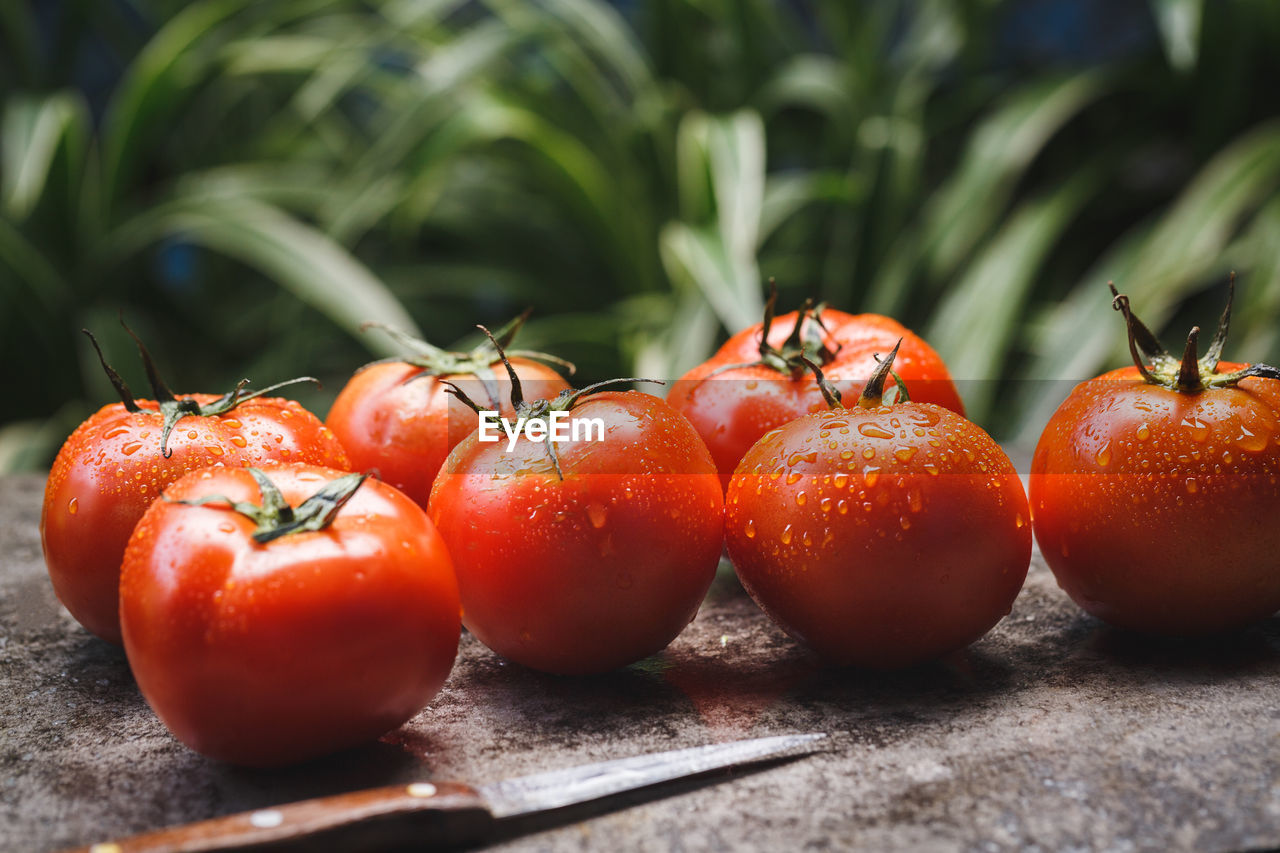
[
  {"xmin": 1110, "ymin": 276, "xmax": 1280, "ymax": 394},
  {"xmin": 83, "ymin": 325, "xmax": 319, "ymax": 459},
  {"xmin": 704, "ymin": 280, "xmax": 841, "ymax": 381},
  {"xmin": 362, "ymin": 310, "xmax": 575, "ymax": 409},
  {"xmin": 444, "ymin": 326, "xmax": 660, "ymax": 479},
  {"xmin": 800, "ymin": 338, "xmax": 909, "ymax": 411},
  {"xmin": 167, "ymin": 467, "xmax": 369, "ymax": 544}
]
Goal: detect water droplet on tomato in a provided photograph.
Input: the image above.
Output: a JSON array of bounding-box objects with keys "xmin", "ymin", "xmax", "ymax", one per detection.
[
  {"xmin": 863, "ymin": 467, "xmax": 880, "ymax": 488},
  {"xmin": 1234, "ymin": 424, "xmax": 1266, "ymax": 452},
  {"xmin": 744, "ymin": 519, "xmax": 756, "ymax": 539},
  {"xmin": 218, "ymin": 522, "xmax": 236, "ymax": 534},
  {"xmin": 819, "ymin": 497, "xmax": 833, "ymax": 513},
  {"xmin": 899, "ymin": 516, "xmax": 911, "ymax": 530},
  {"xmin": 795, "ymin": 491, "xmax": 807, "ymax": 507},
  {"xmin": 205, "ymin": 445, "xmax": 225, "ymax": 457},
  {"xmin": 187, "ymin": 430, "xmax": 199, "ymax": 440},
  {"xmin": 780, "ymin": 525, "xmax": 793, "ymax": 545},
  {"xmin": 1222, "ymin": 451, "xmax": 1233, "ymax": 466},
  {"xmin": 907, "ymin": 488, "xmax": 922, "ymax": 513},
  {"xmin": 1014, "ymin": 513, "xmax": 1024, "ymax": 529},
  {"xmin": 586, "ymin": 503, "xmax": 608, "ymax": 528},
  {"xmin": 1136, "ymin": 423, "xmax": 1151, "ymax": 441},
  {"xmin": 1095, "ymin": 443, "xmax": 1112, "ymax": 467},
  {"xmin": 857, "ymin": 423, "xmax": 894, "ymax": 440},
  {"xmin": 924, "ymin": 465, "xmax": 940, "ymax": 476},
  {"xmin": 223, "ymin": 419, "xmax": 241, "ymax": 429},
  {"xmin": 67, "ymin": 498, "xmax": 78, "ymax": 515},
  {"xmin": 230, "ymin": 436, "xmax": 247, "ymax": 448},
  {"xmin": 836, "ymin": 500, "xmax": 849, "ymax": 515},
  {"xmin": 861, "ymin": 447, "xmax": 875, "ymax": 460},
  {"xmin": 786, "ymin": 471, "xmax": 802, "ymax": 485},
  {"xmin": 833, "ymin": 473, "xmax": 849, "ymax": 490},
  {"xmin": 894, "ymin": 446, "xmax": 917, "ymax": 463},
  {"xmin": 1185, "ymin": 478, "xmax": 1199, "ymax": 494}
]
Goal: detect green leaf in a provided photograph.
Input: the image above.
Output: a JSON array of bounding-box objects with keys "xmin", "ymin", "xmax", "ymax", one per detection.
[
  {"xmin": 2, "ymin": 92, "xmax": 90, "ymax": 221},
  {"xmin": 105, "ymin": 194, "xmax": 418, "ymax": 355},
  {"xmin": 1151, "ymin": 0, "xmax": 1203, "ymax": 72}
]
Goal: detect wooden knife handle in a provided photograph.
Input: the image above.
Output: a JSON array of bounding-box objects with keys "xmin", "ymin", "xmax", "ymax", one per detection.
[{"xmin": 64, "ymin": 781, "xmax": 494, "ymax": 853}]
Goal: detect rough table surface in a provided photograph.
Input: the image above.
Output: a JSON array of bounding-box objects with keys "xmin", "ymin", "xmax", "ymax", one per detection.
[{"xmin": 2, "ymin": 472, "xmax": 1278, "ymax": 853}]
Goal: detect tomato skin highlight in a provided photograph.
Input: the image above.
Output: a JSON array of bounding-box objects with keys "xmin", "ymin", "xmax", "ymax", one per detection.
[
  {"xmin": 41, "ymin": 395, "xmax": 349, "ymax": 644},
  {"xmin": 428, "ymin": 391, "xmax": 724, "ymax": 675},
  {"xmin": 668, "ymin": 309, "xmax": 965, "ymax": 490},
  {"xmin": 1030, "ymin": 365, "xmax": 1280, "ymax": 635},
  {"xmin": 120, "ymin": 464, "xmax": 460, "ymax": 767},
  {"xmin": 725, "ymin": 403, "xmax": 1030, "ymax": 668},
  {"xmin": 326, "ymin": 358, "xmax": 569, "ymax": 508}
]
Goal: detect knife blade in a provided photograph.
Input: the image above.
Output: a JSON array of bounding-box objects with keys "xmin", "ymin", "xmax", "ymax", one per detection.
[{"xmin": 67, "ymin": 733, "xmax": 826, "ymax": 853}]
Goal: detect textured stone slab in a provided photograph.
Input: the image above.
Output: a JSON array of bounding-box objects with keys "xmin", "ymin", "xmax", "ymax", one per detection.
[{"xmin": 2, "ymin": 473, "xmax": 1277, "ymax": 852}]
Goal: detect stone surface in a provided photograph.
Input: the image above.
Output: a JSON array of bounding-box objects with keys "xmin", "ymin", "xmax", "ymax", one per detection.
[{"xmin": 2, "ymin": 472, "xmax": 1278, "ymax": 852}]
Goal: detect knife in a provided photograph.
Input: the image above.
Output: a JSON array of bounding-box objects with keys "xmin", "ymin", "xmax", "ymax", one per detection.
[{"xmin": 69, "ymin": 733, "xmax": 826, "ymax": 852}]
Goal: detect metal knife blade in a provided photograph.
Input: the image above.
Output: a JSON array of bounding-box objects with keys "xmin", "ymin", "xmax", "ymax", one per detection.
[{"xmin": 65, "ymin": 733, "xmax": 827, "ymax": 853}]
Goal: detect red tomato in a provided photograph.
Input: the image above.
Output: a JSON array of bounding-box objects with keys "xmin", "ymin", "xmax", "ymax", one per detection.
[
  {"xmin": 42, "ymin": 335, "xmax": 349, "ymax": 644},
  {"xmin": 1030, "ymin": 284, "xmax": 1280, "ymax": 634},
  {"xmin": 120, "ymin": 464, "xmax": 460, "ymax": 767},
  {"xmin": 669, "ymin": 293, "xmax": 965, "ymax": 490},
  {"xmin": 428, "ymin": 385, "xmax": 724, "ymax": 676},
  {"xmin": 724, "ymin": 351, "xmax": 1029, "ymax": 668},
  {"xmin": 327, "ymin": 361, "xmax": 568, "ymax": 509}
]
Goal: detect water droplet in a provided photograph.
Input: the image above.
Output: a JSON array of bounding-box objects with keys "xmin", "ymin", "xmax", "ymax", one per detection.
[
  {"xmin": 780, "ymin": 525, "xmax": 793, "ymax": 545},
  {"xmin": 894, "ymin": 446, "xmax": 918, "ymax": 463},
  {"xmin": 218, "ymin": 522, "xmax": 236, "ymax": 534},
  {"xmin": 1222, "ymin": 451, "xmax": 1233, "ymax": 466},
  {"xmin": 861, "ymin": 447, "xmax": 876, "ymax": 460},
  {"xmin": 223, "ymin": 419, "xmax": 241, "ymax": 429},
  {"xmin": 1136, "ymin": 423, "xmax": 1150, "ymax": 441},
  {"xmin": 744, "ymin": 519, "xmax": 756, "ymax": 539},
  {"xmin": 786, "ymin": 471, "xmax": 802, "ymax": 485},
  {"xmin": 840, "ymin": 450, "xmax": 854, "ymax": 460},
  {"xmin": 795, "ymin": 491, "xmax": 807, "ymax": 506},
  {"xmin": 1185, "ymin": 477, "xmax": 1198, "ymax": 494},
  {"xmin": 1095, "ymin": 443, "xmax": 1112, "ymax": 467},
  {"xmin": 858, "ymin": 423, "xmax": 894, "ymax": 440},
  {"xmin": 67, "ymin": 498, "xmax": 78, "ymax": 515},
  {"xmin": 863, "ymin": 467, "xmax": 880, "ymax": 488},
  {"xmin": 924, "ymin": 465, "xmax": 940, "ymax": 476},
  {"xmin": 1180, "ymin": 417, "xmax": 1209, "ymax": 443},
  {"xmin": 205, "ymin": 445, "xmax": 225, "ymax": 457},
  {"xmin": 586, "ymin": 503, "xmax": 608, "ymax": 529},
  {"xmin": 230, "ymin": 435, "xmax": 247, "ymax": 448},
  {"xmin": 899, "ymin": 516, "xmax": 911, "ymax": 530},
  {"xmin": 770, "ymin": 467, "xmax": 783, "ymax": 481},
  {"xmin": 836, "ymin": 500, "xmax": 849, "ymax": 515},
  {"xmin": 907, "ymin": 488, "xmax": 922, "ymax": 513},
  {"xmin": 187, "ymin": 430, "xmax": 199, "ymax": 440},
  {"xmin": 1014, "ymin": 513, "xmax": 1024, "ymax": 529},
  {"xmin": 1235, "ymin": 424, "xmax": 1267, "ymax": 452},
  {"xmin": 833, "ymin": 473, "xmax": 849, "ymax": 489},
  {"xmin": 819, "ymin": 497, "xmax": 832, "ymax": 513}
]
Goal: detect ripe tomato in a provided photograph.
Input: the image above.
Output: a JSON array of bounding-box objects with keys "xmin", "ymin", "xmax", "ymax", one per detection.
[
  {"xmin": 724, "ymin": 349, "xmax": 1029, "ymax": 668},
  {"xmin": 668, "ymin": 288, "xmax": 965, "ymax": 489},
  {"xmin": 428, "ymin": 338, "xmax": 723, "ymax": 675},
  {"xmin": 120, "ymin": 464, "xmax": 460, "ymax": 767},
  {"xmin": 326, "ymin": 316, "xmax": 571, "ymax": 508},
  {"xmin": 41, "ymin": 332, "xmax": 348, "ymax": 644},
  {"xmin": 1030, "ymin": 282, "xmax": 1280, "ymax": 634}
]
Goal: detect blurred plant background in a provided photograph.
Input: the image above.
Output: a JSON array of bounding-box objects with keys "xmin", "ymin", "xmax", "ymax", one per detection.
[{"xmin": 3, "ymin": 0, "xmax": 1279, "ymax": 471}]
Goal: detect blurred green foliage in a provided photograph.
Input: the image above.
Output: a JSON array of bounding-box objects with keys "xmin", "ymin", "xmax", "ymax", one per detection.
[{"xmin": 2, "ymin": 0, "xmax": 1279, "ymax": 471}]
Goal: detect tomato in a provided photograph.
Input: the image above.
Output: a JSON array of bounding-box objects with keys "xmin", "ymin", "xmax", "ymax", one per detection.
[
  {"xmin": 427, "ymin": 340, "xmax": 723, "ymax": 675},
  {"xmin": 326, "ymin": 316, "xmax": 571, "ymax": 508},
  {"xmin": 668, "ymin": 289, "xmax": 965, "ymax": 489},
  {"xmin": 41, "ymin": 332, "xmax": 348, "ymax": 644},
  {"xmin": 724, "ymin": 349, "xmax": 1030, "ymax": 668},
  {"xmin": 120, "ymin": 464, "xmax": 460, "ymax": 766},
  {"xmin": 1030, "ymin": 283, "xmax": 1280, "ymax": 634}
]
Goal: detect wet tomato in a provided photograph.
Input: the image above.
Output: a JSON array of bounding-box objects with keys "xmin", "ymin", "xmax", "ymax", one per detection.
[
  {"xmin": 725, "ymin": 349, "xmax": 1030, "ymax": 668},
  {"xmin": 668, "ymin": 288, "xmax": 965, "ymax": 490},
  {"xmin": 120, "ymin": 464, "xmax": 460, "ymax": 767},
  {"xmin": 1030, "ymin": 282, "xmax": 1280, "ymax": 634},
  {"xmin": 326, "ymin": 315, "xmax": 571, "ymax": 508},
  {"xmin": 41, "ymin": 332, "xmax": 348, "ymax": 644},
  {"xmin": 428, "ymin": 334, "xmax": 723, "ymax": 675}
]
